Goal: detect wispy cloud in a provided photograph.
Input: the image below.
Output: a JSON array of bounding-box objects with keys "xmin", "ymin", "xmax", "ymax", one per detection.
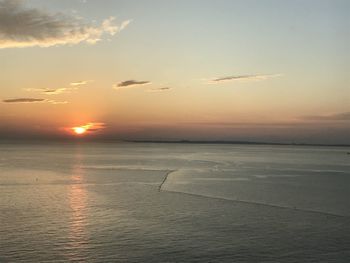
[
  {"xmin": 113, "ymin": 80, "xmax": 151, "ymax": 90},
  {"xmin": 70, "ymin": 80, "xmax": 91, "ymax": 86},
  {"xmin": 3, "ymin": 98, "xmax": 67, "ymax": 104},
  {"xmin": 209, "ymin": 74, "xmax": 282, "ymax": 83},
  {"xmin": 119, "ymin": 20, "xmax": 132, "ymax": 31},
  {"xmin": 3, "ymin": 98, "xmax": 45, "ymax": 103},
  {"xmin": 0, "ymin": 0, "xmax": 131, "ymax": 49},
  {"xmin": 25, "ymin": 87, "xmax": 71, "ymax": 95},
  {"xmin": 147, "ymin": 87, "xmax": 172, "ymax": 92},
  {"xmin": 46, "ymin": 99, "xmax": 68, "ymax": 105},
  {"xmin": 25, "ymin": 80, "xmax": 91, "ymax": 95},
  {"xmin": 42, "ymin": 88, "xmax": 69, "ymax": 95},
  {"xmin": 302, "ymin": 112, "xmax": 350, "ymax": 121}
]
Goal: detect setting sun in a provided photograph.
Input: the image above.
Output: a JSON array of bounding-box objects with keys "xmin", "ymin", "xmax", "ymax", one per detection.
[
  {"xmin": 69, "ymin": 122, "xmax": 105, "ymax": 136},
  {"xmin": 73, "ymin": 127, "xmax": 87, "ymax": 135}
]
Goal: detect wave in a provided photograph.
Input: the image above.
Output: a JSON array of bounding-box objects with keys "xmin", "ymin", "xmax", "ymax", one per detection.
[
  {"xmin": 159, "ymin": 169, "xmax": 350, "ymax": 218},
  {"xmin": 161, "ymin": 188, "xmax": 348, "ymax": 218}
]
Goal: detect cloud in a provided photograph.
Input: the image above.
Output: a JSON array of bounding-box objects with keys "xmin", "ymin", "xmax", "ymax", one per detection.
[
  {"xmin": 3, "ymin": 98, "xmax": 45, "ymax": 103},
  {"xmin": 209, "ymin": 74, "xmax": 282, "ymax": 83},
  {"xmin": 302, "ymin": 112, "xmax": 350, "ymax": 121},
  {"xmin": 42, "ymin": 88, "xmax": 69, "ymax": 95},
  {"xmin": 0, "ymin": 0, "xmax": 131, "ymax": 49},
  {"xmin": 113, "ymin": 80, "xmax": 151, "ymax": 89},
  {"xmin": 147, "ymin": 87, "xmax": 172, "ymax": 92},
  {"xmin": 3, "ymin": 97, "xmax": 67, "ymax": 104},
  {"xmin": 70, "ymin": 80, "xmax": 91, "ymax": 86},
  {"xmin": 25, "ymin": 87, "xmax": 71, "ymax": 95},
  {"xmin": 119, "ymin": 20, "xmax": 132, "ymax": 31},
  {"xmin": 46, "ymin": 99, "xmax": 68, "ymax": 105},
  {"xmin": 25, "ymin": 80, "xmax": 91, "ymax": 95}
]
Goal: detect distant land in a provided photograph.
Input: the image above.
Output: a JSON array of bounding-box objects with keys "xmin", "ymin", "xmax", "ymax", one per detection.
[
  {"xmin": 0, "ymin": 138, "xmax": 349, "ymax": 148},
  {"xmin": 127, "ymin": 140, "xmax": 350, "ymax": 148}
]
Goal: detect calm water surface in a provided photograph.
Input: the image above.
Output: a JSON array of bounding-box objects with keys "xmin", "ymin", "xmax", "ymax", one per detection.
[{"xmin": 0, "ymin": 142, "xmax": 349, "ymax": 262}]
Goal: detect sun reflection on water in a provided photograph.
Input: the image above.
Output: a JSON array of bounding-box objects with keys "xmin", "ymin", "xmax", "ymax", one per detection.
[{"xmin": 67, "ymin": 149, "xmax": 89, "ymax": 260}]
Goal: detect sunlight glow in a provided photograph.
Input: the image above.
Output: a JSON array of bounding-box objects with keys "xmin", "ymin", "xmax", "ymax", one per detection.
[
  {"xmin": 70, "ymin": 122, "xmax": 105, "ymax": 136},
  {"xmin": 73, "ymin": 127, "xmax": 87, "ymax": 135}
]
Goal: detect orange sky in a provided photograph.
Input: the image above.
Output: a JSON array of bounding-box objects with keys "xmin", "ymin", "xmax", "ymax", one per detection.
[{"xmin": 0, "ymin": 0, "xmax": 349, "ymax": 144}]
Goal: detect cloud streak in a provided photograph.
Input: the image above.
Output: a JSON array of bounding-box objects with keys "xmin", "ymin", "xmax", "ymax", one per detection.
[
  {"xmin": 3, "ymin": 98, "xmax": 67, "ymax": 104},
  {"xmin": 113, "ymin": 80, "xmax": 151, "ymax": 90},
  {"xmin": 147, "ymin": 87, "xmax": 172, "ymax": 92},
  {"xmin": 70, "ymin": 80, "xmax": 90, "ymax": 86},
  {"xmin": 209, "ymin": 74, "xmax": 281, "ymax": 83},
  {"xmin": 0, "ymin": 0, "xmax": 131, "ymax": 49},
  {"xmin": 302, "ymin": 112, "xmax": 350, "ymax": 121},
  {"xmin": 3, "ymin": 98, "xmax": 45, "ymax": 103},
  {"xmin": 25, "ymin": 80, "xmax": 90, "ymax": 95},
  {"xmin": 25, "ymin": 87, "xmax": 71, "ymax": 95},
  {"xmin": 42, "ymin": 88, "xmax": 69, "ymax": 95}
]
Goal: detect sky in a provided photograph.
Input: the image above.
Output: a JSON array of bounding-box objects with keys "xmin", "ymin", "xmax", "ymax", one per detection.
[{"xmin": 0, "ymin": 0, "xmax": 349, "ymax": 144}]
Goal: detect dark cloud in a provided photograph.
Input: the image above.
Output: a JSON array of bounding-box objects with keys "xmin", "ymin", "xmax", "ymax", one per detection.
[
  {"xmin": 147, "ymin": 87, "xmax": 172, "ymax": 92},
  {"xmin": 3, "ymin": 98, "xmax": 45, "ymax": 103},
  {"xmin": 114, "ymin": 80, "xmax": 151, "ymax": 89},
  {"xmin": 43, "ymin": 88, "xmax": 68, "ymax": 95},
  {"xmin": 0, "ymin": 0, "xmax": 131, "ymax": 48},
  {"xmin": 3, "ymin": 98, "xmax": 67, "ymax": 104},
  {"xmin": 302, "ymin": 112, "xmax": 350, "ymax": 121},
  {"xmin": 210, "ymin": 74, "xmax": 281, "ymax": 83}
]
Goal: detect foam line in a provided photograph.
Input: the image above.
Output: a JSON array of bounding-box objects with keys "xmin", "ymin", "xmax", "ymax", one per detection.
[
  {"xmin": 159, "ymin": 170, "xmax": 349, "ymax": 218},
  {"xmin": 162, "ymin": 189, "xmax": 349, "ymax": 219}
]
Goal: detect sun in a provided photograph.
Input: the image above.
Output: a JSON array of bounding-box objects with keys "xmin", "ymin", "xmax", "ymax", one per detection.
[
  {"xmin": 70, "ymin": 122, "xmax": 103, "ymax": 136},
  {"xmin": 73, "ymin": 127, "xmax": 87, "ymax": 135}
]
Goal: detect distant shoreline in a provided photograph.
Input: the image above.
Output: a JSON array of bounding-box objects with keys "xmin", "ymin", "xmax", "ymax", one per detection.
[
  {"xmin": 0, "ymin": 139, "xmax": 349, "ymax": 148},
  {"xmin": 126, "ymin": 140, "xmax": 350, "ymax": 148}
]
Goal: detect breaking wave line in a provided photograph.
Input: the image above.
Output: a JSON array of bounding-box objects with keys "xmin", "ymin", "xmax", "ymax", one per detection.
[{"xmin": 158, "ymin": 170, "xmax": 349, "ymax": 219}]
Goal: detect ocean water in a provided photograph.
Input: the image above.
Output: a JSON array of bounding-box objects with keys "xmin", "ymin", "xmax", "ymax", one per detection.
[{"xmin": 0, "ymin": 142, "xmax": 349, "ymax": 262}]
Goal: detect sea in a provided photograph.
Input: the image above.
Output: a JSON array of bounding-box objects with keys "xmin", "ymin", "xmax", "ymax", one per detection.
[{"xmin": 0, "ymin": 142, "xmax": 349, "ymax": 262}]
